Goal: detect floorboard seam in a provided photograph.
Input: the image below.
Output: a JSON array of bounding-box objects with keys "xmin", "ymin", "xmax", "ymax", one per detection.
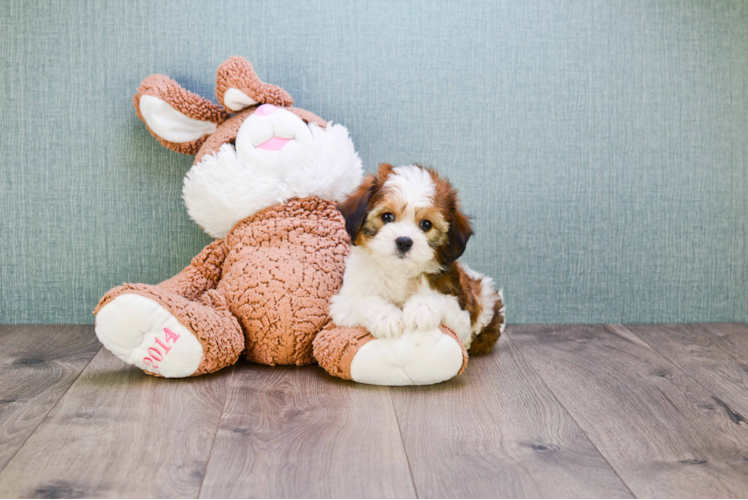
[
  {"xmin": 504, "ymin": 332, "xmax": 638, "ymax": 499},
  {"xmin": 388, "ymin": 388, "xmax": 420, "ymax": 499},
  {"xmin": 612, "ymin": 324, "xmax": 747, "ymax": 421},
  {"xmin": 0, "ymin": 342, "xmax": 103, "ymax": 478},
  {"xmin": 196, "ymin": 364, "xmax": 236, "ymax": 499}
]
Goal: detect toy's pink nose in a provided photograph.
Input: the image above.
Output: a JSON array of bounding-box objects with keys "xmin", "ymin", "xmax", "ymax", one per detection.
[{"xmin": 256, "ymin": 103, "xmax": 277, "ymax": 116}]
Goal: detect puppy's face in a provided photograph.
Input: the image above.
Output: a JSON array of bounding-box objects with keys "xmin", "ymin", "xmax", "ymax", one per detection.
[{"xmin": 339, "ymin": 164, "xmax": 472, "ymax": 271}]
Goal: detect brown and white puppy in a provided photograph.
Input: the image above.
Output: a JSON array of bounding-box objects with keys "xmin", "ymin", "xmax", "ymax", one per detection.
[{"xmin": 330, "ymin": 163, "xmax": 505, "ymax": 354}]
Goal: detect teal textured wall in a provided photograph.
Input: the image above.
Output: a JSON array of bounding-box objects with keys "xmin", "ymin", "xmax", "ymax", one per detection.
[{"xmin": 1, "ymin": 0, "xmax": 746, "ymax": 324}]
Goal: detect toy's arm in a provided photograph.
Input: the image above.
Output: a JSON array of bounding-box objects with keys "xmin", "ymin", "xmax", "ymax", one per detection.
[{"xmin": 157, "ymin": 239, "xmax": 228, "ymax": 301}]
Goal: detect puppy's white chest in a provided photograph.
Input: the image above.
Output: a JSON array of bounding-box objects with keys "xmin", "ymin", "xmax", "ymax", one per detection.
[
  {"xmin": 371, "ymin": 272, "xmax": 418, "ymax": 307},
  {"xmin": 343, "ymin": 248, "xmax": 420, "ymax": 307}
]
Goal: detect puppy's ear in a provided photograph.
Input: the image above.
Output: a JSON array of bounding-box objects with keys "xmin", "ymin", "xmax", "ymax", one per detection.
[
  {"xmin": 442, "ymin": 205, "xmax": 473, "ymax": 264},
  {"xmin": 338, "ymin": 175, "xmax": 376, "ymax": 245},
  {"xmin": 134, "ymin": 75, "xmax": 229, "ymax": 155}
]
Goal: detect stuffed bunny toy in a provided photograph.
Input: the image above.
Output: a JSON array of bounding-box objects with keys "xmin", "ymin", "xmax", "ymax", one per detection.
[{"xmin": 94, "ymin": 56, "xmax": 471, "ymax": 385}]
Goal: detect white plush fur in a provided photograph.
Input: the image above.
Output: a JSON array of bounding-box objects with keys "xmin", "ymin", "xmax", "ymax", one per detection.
[
  {"xmin": 234, "ymin": 107, "xmax": 314, "ymax": 178},
  {"xmin": 183, "ymin": 116, "xmax": 363, "ymax": 238}
]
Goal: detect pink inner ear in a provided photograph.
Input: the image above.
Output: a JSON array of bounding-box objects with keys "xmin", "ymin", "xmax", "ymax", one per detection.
[{"xmin": 256, "ymin": 137, "xmax": 292, "ymax": 151}]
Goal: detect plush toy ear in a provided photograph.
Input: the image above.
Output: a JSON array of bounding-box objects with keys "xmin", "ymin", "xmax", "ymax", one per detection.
[
  {"xmin": 338, "ymin": 174, "xmax": 376, "ymax": 245},
  {"xmin": 216, "ymin": 56, "xmax": 294, "ymax": 112},
  {"xmin": 134, "ymin": 75, "xmax": 230, "ymax": 155},
  {"xmin": 441, "ymin": 203, "xmax": 473, "ymax": 265}
]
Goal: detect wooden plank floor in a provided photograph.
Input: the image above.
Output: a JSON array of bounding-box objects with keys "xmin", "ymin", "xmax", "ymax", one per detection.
[{"xmin": 0, "ymin": 324, "xmax": 747, "ymax": 498}]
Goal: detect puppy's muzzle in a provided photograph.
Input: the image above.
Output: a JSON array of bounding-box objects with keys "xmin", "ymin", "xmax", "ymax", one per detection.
[{"xmin": 395, "ymin": 236, "xmax": 413, "ymax": 255}]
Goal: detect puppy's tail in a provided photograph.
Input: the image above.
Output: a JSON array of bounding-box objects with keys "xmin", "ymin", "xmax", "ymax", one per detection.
[{"xmin": 468, "ymin": 289, "xmax": 505, "ymax": 355}]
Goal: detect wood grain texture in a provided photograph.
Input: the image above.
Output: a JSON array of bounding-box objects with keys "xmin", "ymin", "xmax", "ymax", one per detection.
[
  {"xmin": 199, "ymin": 363, "xmax": 416, "ymax": 499},
  {"xmin": 4, "ymin": 323, "xmax": 748, "ymax": 497},
  {"xmin": 622, "ymin": 324, "xmax": 748, "ymax": 417},
  {"xmin": 509, "ymin": 324, "xmax": 748, "ymax": 498},
  {"xmin": 0, "ymin": 349, "xmax": 232, "ymax": 498},
  {"xmin": 0, "ymin": 325, "xmax": 100, "ymax": 473},
  {"xmin": 390, "ymin": 335, "xmax": 632, "ymax": 498},
  {"xmin": 703, "ymin": 323, "xmax": 748, "ymax": 359}
]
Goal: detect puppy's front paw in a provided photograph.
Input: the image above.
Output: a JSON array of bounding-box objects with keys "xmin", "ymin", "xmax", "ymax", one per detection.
[
  {"xmin": 403, "ymin": 299, "xmax": 441, "ymax": 331},
  {"xmin": 367, "ymin": 309, "xmax": 405, "ymax": 339}
]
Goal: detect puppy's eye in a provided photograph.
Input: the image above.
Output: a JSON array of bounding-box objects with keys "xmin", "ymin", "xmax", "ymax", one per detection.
[
  {"xmin": 381, "ymin": 212, "xmax": 395, "ymax": 223},
  {"xmin": 420, "ymin": 219, "xmax": 432, "ymax": 231}
]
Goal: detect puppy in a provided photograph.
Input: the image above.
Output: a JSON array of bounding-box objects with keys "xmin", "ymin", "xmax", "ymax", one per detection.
[{"xmin": 330, "ymin": 163, "xmax": 505, "ymax": 354}]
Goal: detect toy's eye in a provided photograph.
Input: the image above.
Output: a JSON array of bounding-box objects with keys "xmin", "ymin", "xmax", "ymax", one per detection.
[
  {"xmin": 420, "ymin": 220, "xmax": 432, "ymax": 231},
  {"xmin": 381, "ymin": 213, "xmax": 395, "ymax": 223}
]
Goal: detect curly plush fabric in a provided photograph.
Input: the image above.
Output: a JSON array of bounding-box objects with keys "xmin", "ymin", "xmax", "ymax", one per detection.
[
  {"xmin": 312, "ymin": 325, "xmax": 373, "ymax": 380},
  {"xmin": 219, "ymin": 197, "xmax": 350, "ymax": 366},
  {"xmin": 94, "ymin": 284, "xmax": 245, "ymax": 376},
  {"xmin": 134, "ymin": 74, "xmax": 230, "ymax": 155},
  {"xmin": 94, "ymin": 197, "xmax": 348, "ymax": 373},
  {"xmin": 158, "ymin": 238, "xmax": 228, "ymax": 299},
  {"xmin": 216, "ymin": 56, "xmax": 294, "ymax": 110}
]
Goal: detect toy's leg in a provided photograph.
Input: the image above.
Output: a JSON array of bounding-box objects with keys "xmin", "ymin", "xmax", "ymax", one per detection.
[
  {"xmin": 94, "ymin": 284, "xmax": 243, "ymax": 378},
  {"xmin": 313, "ymin": 324, "xmax": 467, "ymax": 386}
]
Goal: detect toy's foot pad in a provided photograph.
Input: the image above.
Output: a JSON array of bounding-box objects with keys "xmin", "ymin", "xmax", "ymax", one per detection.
[
  {"xmin": 350, "ymin": 329, "xmax": 464, "ymax": 386},
  {"xmin": 95, "ymin": 294, "xmax": 203, "ymax": 378}
]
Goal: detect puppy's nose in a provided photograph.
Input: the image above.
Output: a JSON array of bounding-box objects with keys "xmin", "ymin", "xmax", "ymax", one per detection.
[{"xmin": 395, "ymin": 236, "xmax": 413, "ymax": 253}]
